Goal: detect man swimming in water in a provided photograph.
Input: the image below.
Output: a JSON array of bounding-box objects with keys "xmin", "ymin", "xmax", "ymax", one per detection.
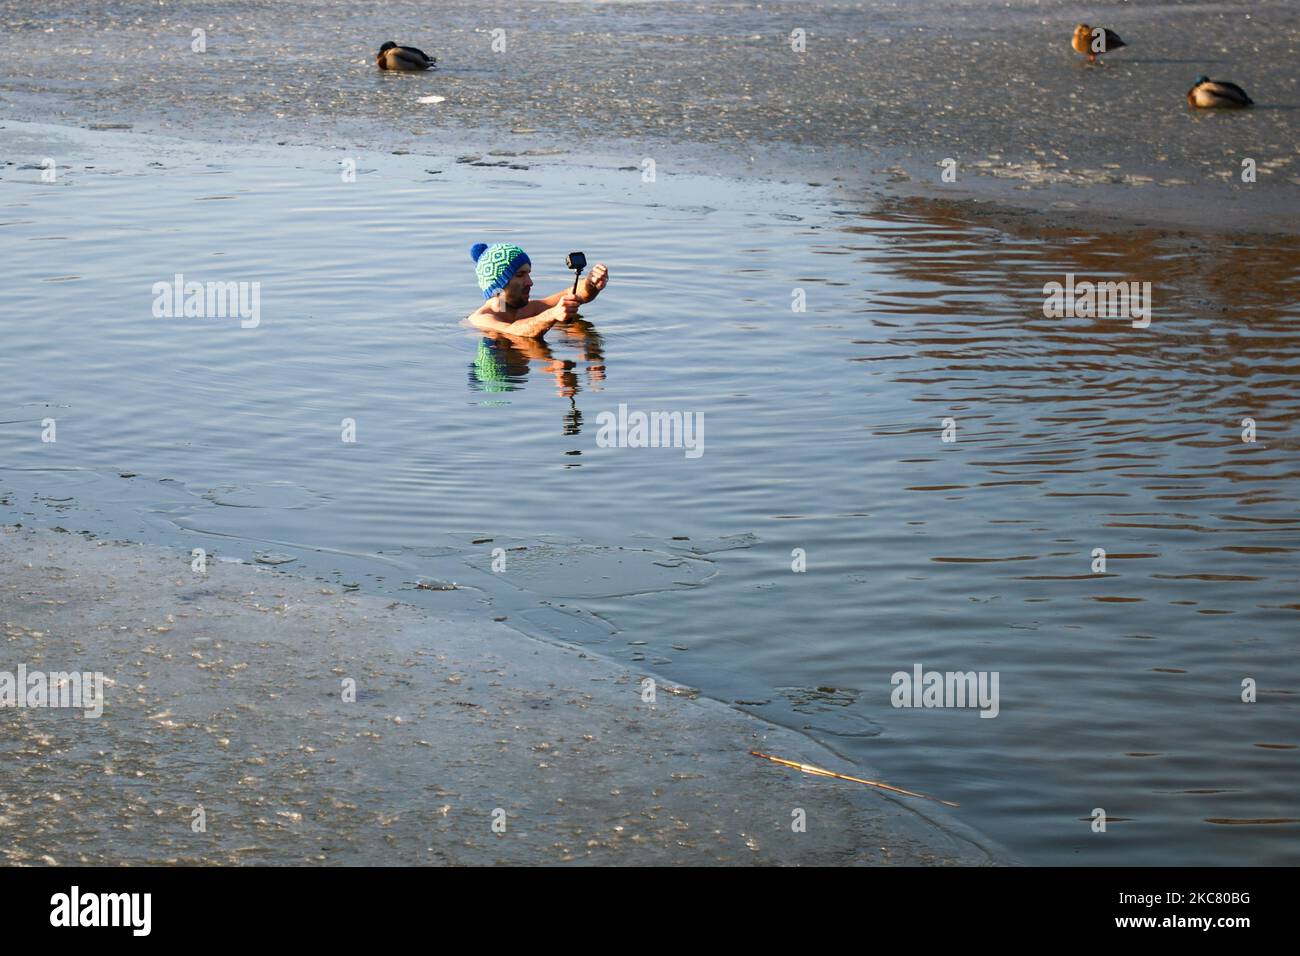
[{"xmin": 467, "ymin": 241, "xmax": 609, "ymax": 339}]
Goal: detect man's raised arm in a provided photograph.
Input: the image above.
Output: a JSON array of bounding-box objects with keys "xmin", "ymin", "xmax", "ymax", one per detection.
[{"xmin": 537, "ymin": 263, "xmax": 610, "ymax": 308}]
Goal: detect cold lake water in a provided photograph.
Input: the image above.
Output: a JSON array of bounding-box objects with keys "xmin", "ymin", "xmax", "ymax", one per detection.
[{"xmin": 2, "ymin": 121, "xmax": 1298, "ymax": 865}]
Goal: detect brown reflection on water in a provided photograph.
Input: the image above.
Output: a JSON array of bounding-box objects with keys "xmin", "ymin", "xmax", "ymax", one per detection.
[
  {"xmin": 825, "ymin": 197, "xmax": 1300, "ymax": 862},
  {"xmin": 470, "ymin": 320, "xmax": 608, "ymax": 437},
  {"xmin": 845, "ymin": 197, "xmax": 1300, "ymax": 528}
]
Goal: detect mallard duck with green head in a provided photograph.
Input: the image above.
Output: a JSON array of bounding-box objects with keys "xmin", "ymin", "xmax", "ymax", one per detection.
[
  {"xmin": 376, "ymin": 41, "xmax": 435, "ymax": 71},
  {"xmin": 1187, "ymin": 76, "xmax": 1253, "ymax": 108}
]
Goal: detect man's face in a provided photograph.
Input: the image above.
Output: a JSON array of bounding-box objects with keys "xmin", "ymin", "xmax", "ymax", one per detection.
[{"xmin": 501, "ymin": 264, "xmax": 532, "ymax": 309}]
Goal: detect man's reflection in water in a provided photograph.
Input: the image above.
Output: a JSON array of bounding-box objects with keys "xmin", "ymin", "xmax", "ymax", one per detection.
[{"xmin": 468, "ymin": 319, "xmax": 607, "ymax": 435}]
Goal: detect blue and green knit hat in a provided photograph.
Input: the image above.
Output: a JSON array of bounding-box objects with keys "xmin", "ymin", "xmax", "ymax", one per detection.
[{"xmin": 471, "ymin": 242, "xmax": 531, "ymax": 299}]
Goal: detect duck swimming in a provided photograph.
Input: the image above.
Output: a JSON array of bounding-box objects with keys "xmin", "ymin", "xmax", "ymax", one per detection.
[
  {"xmin": 1072, "ymin": 24, "xmax": 1126, "ymax": 62},
  {"xmin": 1187, "ymin": 76, "xmax": 1253, "ymax": 108},
  {"xmin": 376, "ymin": 41, "xmax": 435, "ymax": 71}
]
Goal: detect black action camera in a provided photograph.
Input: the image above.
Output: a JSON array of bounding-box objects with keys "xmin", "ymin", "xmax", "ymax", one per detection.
[{"xmin": 566, "ymin": 251, "xmax": 587, "ymax": 295}]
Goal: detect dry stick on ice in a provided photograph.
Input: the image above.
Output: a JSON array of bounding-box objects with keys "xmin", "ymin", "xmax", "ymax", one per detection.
[{"xmin": 749, "ymin": 751, "xmax": 960, "ymax": 808}]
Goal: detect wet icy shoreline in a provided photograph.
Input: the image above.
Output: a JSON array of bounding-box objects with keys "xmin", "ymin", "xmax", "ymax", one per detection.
[
  {"xmin": 1, "ymin": 0, "xmax": 1296, "ymax": 233},
  {"xmin": 0, "ymin": 525, "xmax": 999, "ymax": 865}
]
